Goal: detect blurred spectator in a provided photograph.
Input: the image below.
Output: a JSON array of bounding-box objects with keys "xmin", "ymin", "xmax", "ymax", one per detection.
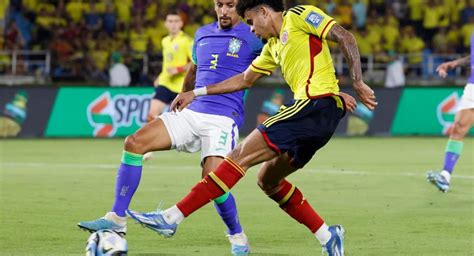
[
  {"xmin": 257, "ymin": 89, "xmax": 285, "ymax": 126},
  {"xmin": 102, "ymin": 3, "xmax": 116, "ymax": 36},
  {"xmin": 400, "ymin": 26, "xmax": 425, "ymax": 75},
  {"xmin": 109, "ymin": 51, "xmax": 131, "ymax": 87},
  {"xmin": 460, "ymin": 15, "xmax": 474, "ymax": 51},
  {"xmin": 352, "ymin": 0, "xmax": 367, "ymax": 29},
  {"xmin": 384, "ymin": 51, "xmax": 405, "ymax": 88},
  {"xmin": 334, "ymin": 0, "xmax": 352, "ymax": 27},
  {"xmin": 432, "ymin": 27, "xmax": 449, "ymax": 54},
  {"xmin": 0, "ymin": 0, "xmax": 8, "ymax": 32},
  {"xmin": 461, "ymin": 0, "xmax": 474, "ymax": 24},
  {"xmin": 84, "ymin": 2, "xmax": 102, "ymax": 36}
]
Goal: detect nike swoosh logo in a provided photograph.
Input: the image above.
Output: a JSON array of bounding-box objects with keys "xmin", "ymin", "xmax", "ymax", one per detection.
[{"xmin": 199, "ymin": 42, "xmax": 209, "ymax": 47}]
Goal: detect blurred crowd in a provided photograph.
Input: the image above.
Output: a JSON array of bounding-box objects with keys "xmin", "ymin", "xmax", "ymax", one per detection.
[{"xmin": 0, "ymin": 0, "xmax": 473, "ymax": 84}]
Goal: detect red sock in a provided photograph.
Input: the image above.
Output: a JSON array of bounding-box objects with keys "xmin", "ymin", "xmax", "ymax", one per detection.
[
  {"xmin": 267, "ymin": 180, "xmax": 324, "ymax": 233},
  {"xmin": 177, "ymin": 158, "xmax": 245, "ymax": 217}
]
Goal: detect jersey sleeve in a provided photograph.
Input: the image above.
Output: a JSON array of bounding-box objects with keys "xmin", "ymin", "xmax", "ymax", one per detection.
[
  {"xmin": 289, "ymin": 6, "xmax": 336, "ymax": 39},
  {"xmin": 250, "ymin": 42, "xmax": 277, "ymax": 76}
]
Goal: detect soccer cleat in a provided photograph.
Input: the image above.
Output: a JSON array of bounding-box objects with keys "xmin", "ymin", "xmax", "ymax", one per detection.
[
  {"xmin": 78, "ymin": 212, "xmax": 127, "ymax": 235},
  {"xmin": 426, "ymin": 171, "xmax": 450, "ymax": 192},
  {"xmin": 227, "ymin": 232, "xmax": 250, "ymax": 255},
  {"xmin": 126, "ymin": 209, "xmax": 177, "ymax": 238},
  {"xmin": 322, "ymin": 225, "xmax": 345, "ymax": 256}
]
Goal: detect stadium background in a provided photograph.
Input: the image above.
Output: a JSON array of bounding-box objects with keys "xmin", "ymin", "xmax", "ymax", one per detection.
[{"xmin": 0, "ymin": 0, "xmax": 473, "ymax": 255}]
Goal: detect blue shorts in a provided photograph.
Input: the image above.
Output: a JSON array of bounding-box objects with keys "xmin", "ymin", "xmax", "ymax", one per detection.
[
  {"xmin": 257, "ymin": 96, "xmax": 346, "ymax": 168},
  {"xmin": 153, "ymin": 85, "xmax": 178, "ymax": 104}
]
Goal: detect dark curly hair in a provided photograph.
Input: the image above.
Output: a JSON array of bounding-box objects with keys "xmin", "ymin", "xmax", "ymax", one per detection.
[{"xmin": 236, "ymin": 0, "xmax": 285, "ymax": 18}]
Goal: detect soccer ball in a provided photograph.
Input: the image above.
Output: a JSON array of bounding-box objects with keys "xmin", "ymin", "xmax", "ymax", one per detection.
[{"xmin": 85, "ymin": 230, "xmax": 128, "ymax": 256}]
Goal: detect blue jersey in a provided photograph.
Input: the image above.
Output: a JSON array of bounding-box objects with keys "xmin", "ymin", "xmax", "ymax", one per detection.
[
  {"xmin": 188, "ymin": 22, "xmax": 263, "ymax": 127},
  {"xmin": 469, "ymin": 35, "xmax": 474, "ymax": 84}
]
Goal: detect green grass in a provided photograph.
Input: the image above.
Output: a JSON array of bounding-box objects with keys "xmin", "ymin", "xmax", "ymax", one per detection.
[{"xmin": 0, "ymin": 137, "xmax": 473, "ymax": 255}]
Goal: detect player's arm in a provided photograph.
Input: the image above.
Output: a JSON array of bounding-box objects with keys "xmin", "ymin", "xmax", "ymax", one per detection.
[
  {"xmin": 181, "ymin": 63, "xmax": 196, "ymax": 92},
  {"xmin": 326, "ymin": 24, "xmax": 377, "ymax": 110},
  {"xmin": 436, "ymin": 55, "xmax": 470, "ymax": 78},
  {"xmin": 170, "ymin": 68, "xmax": 263, "ymax": 112}
]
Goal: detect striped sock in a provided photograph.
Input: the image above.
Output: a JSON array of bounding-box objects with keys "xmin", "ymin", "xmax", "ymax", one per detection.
[
  {"xmin": 265, "ymin": 179, "xmax": 324, "ymax": 233},
  {"xmin": 111, "ymin": 151, "xmax": 143, "ymax": 217},
  {"xmin": 176, "ymin": 158, "xmax": 245, "ymax": 217}
]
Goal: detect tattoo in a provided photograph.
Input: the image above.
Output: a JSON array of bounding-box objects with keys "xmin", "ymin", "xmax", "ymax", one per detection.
[
  {"xmin": 326, "ymin": 24, "xmax": 362, "ymax": 83},
  {"xmin": 181, "ymin": 64, "xmax": 196, "ymax": 92}
]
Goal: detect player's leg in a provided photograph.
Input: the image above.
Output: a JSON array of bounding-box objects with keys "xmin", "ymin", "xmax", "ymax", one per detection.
[
  {"xmin": 144, "ymin": 86, "xmax": 177, "ymax": 160},
  {"xmin": 126, "ymin": 129, "xmax": 277, "ymax": 236},
  {"xmin": 257, "ymin": 154, "xmax": 344, "ymax": 255},
  {"xmin": 78, "ymin": 118, "xmax": 173, "ymax": 233},
  {"xmin": 203, "ymin": 156, "xmax": 249, "ymax": 255},
  {"xmin": 428, "ymin": 84, "xmax": 474, "ymax": 191}
]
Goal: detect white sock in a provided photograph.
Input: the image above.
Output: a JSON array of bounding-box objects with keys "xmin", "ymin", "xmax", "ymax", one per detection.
[
  {"xmin": 440, "ymin": 170, "xmax": 451, "ymax": 183},
  {"xmin": 163, "ymin": 205, "xmax": 185, "ymax": 224},
  {"xmin": 105, "ymin": 212, "xmax": 127, "ymax": 225},
  {"xmin": 314, "ymin": 223, "xmax": 331, "ymax": 245}
]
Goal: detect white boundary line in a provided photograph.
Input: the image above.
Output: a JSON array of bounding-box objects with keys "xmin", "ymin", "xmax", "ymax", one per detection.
[{"xmin": 1, "ymin": 162, "xmax": 473, "ymax": 180}]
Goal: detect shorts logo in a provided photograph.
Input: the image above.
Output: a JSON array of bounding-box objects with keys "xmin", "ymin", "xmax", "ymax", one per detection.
[
  {"xmin": 437, "ymin": 92, "xmax": 460, "ymax": 135},
  {"xmin": 305, "ymin": 11, "xmax": 324, "ymax": 28}
]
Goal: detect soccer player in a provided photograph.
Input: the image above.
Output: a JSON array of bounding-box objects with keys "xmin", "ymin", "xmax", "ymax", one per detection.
[
  {"xmin": 126, "ymin": 1, "xmax": 375, "ymax": 255},
  {"xmin": 147, "ymin": 11, "xmax": 192, "ymax": 122},
  {"xmin": 144, "ymin": 11, "xmax": 192, "ymax": 160},
  {"xmin": 78, "ymin": 1, "xmax": 264, "ymax": 254},
  {"xmin": 427, "ymin": 37, "xmax": 474, "ymax": 192}
]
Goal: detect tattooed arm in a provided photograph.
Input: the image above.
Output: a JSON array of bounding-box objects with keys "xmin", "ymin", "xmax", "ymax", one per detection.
[
  {"xmin": 436, "ymin": 55, "xmax": 470, "ymax": 78},
  {"xmin": 326, "ymin": 24, "xmax": 377, "ymax": 110}
]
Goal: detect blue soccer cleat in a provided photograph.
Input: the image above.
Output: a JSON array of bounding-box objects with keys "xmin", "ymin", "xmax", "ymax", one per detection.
[
  {"xmin": 227, "ymin": 232, "xmax": 250, "ymax": 255},
  {"xmin": 78, "ymin": 212, "xmax": 127, "ymax": 235},
  {"xmin": 426, "ymin": 171, "xmax": 450, "ymax": 192},
  {"xmin": 322, "ymin": 225, "xmax": 345, "ymax": 256},
  {"xmin": 126, "ymin": 209, "xmax": 177, "ymax": 238}
]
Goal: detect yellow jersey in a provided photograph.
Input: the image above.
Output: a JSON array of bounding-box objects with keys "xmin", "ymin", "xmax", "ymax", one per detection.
[
  {"xmin": 250, "ymin": 5, "xmax": 339, "ymax": 100},
  {"xmin": 155, "ymin": 31, "xmax": 193, "ymax": 93}
]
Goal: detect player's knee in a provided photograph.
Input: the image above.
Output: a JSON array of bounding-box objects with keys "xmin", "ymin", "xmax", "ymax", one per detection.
[
  {"xmin": 257, "ymin": 177, "xmax": 279, "ymax": 193},
  {"xmin": 124, "ymin": 134, "xmax": 143, "ymax": 154},
  {"xmin": 452, "ymin": 120, "xmax": 469, "ymax": 137}
]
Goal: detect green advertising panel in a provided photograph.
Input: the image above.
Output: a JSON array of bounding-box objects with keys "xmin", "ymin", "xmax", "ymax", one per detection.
[
  {"xmin": 46, "ymin": 87, "xmax": 154, "ymax": 137},
  {"xmin": 391, "ymin": 87, "xmax": 474, "ymax": 135}
]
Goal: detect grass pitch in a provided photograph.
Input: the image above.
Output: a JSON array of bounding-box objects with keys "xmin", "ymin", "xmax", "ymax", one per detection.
[{"xmin": 0, "ymin": 137, "xmax": 473, "ymax": 255}]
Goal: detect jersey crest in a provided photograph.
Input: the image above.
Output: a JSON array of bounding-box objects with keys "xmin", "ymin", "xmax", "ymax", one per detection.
[{"xmin": 227, "ymin": 38, "xmax": 242, "ymax": 57}]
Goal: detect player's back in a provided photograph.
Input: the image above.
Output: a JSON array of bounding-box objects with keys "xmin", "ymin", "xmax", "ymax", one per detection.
[{"xmin": 188, "ymin": 22, "xmax": 263, "ymax": 127}]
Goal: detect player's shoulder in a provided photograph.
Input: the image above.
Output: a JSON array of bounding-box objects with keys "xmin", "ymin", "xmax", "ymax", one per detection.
[
  {"xmin": 195, "ymin": 22, "xmax": 218, "ymax": 37},
  {"xmin": 285, "ymin": 5, "xmax": 327, "ymax": 20}
]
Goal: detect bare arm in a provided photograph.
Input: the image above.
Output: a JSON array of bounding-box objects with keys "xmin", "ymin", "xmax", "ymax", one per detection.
[
  {"xmin": 206, "ymin": 68, "xmax": 262, "ymax": 95},
  {"xmin": 326, "ymin": 24, "xmax": 377, "ymax": 110},
  {"xmin": 326, "ymin": 23, "xmax": 362, "ymax": 83},
  {"xmin": 436, "ymin": 55, "xmax": 470, "ymax": 78},
  {"xmin": 171, "ymin": 68, "xmax": 263, "ymax": 111},
  {"xmin": 181, "ymin": 63, "xmax": 197, "ymax": 92}
]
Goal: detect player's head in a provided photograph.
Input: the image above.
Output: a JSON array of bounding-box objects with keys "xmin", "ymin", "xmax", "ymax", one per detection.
[
  {"xmin": 165, "ymin": 10, "xmax": 183, "ymax": 35},
  {"xmin": 237, "ymin": 0, "xmax": 285, "ymax": 39},
  {"xmin": 214, "ymin": 0, "xmax": 240, "ymax": 30}
]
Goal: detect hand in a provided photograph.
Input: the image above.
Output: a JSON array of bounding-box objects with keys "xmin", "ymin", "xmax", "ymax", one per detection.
[
  {"xmin": 167, "ymin": 67, "xmax": 179, "ymax": 76},
  {"xmin": 339, "ymin": 92, "xmax": 356, "ymax": 113},
  {"xmin": 353, "ymin": 81, "xmax": 377, "ymax": 110},
  {"xmin": 436, "ymin": 61, "xmax": 457, "ymax": 78},
  {"xmin": 170, "ymin": 91, "xmax": 196, "ymax": 112}
]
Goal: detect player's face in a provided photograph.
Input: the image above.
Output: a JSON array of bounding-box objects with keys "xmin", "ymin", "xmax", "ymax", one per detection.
[
  {"xmin": 215, "ymin": 0, "xmax": 240, "ymax": 29},
  {"xmin": 165, "ymin": 14, "xmax": 183, "ymax": 35},
  {"xmin": 244, "ymin": 7, "xmax": 272, "ymax": 39}
]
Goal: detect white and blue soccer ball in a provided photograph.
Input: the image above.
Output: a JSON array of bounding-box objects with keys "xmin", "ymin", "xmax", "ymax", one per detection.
[{"xmin": 85, "ymin": 230, "xmax": 128, "ymax": 256}]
